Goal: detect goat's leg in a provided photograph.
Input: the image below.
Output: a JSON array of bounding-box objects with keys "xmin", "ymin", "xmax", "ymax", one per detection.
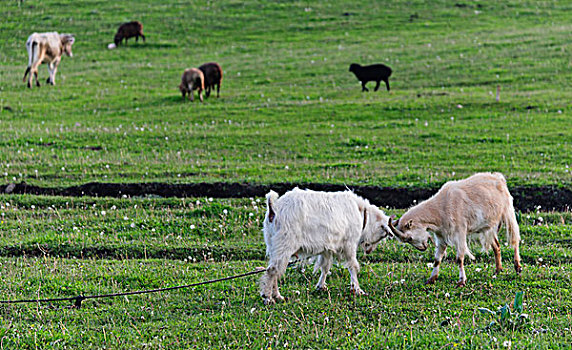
[
  {"xmin": 188, "ymin": 83, "xmax": 194, "ymax": 101},
  {"xmin": 346, "ymin": 257, "xmax": 365, "ymax": 295},
  {"xmin": 198, "ymin": 88, "xmax": 203, "ymax": 102},
  {"xmin": 492, "ymin": 235, "xmax": 503, "ymax": 274},
  {"xmin": 260, "ymin": 257, "xmax": 289, "ymax": 304},
  {"xmin": 513, "ymin": 241, "xmax": 522, "ymax": 274},
  {"xmin": 259, "ymin": 268, "xmax": 276, "ymax": 304},
  {"xmin": 216, "ymin": 83, "xmax": 220, "ymax": 97},
  {"xmin": 30, "ymin": 62, "xmax": 41, "ymax": 87},
  {"xmin": 374, "ymin": 81, "xmax": 381, "ymax": 91},
  {"xmin": 205, "ymin": 86, "xmax": 211, "ymax": 98},
  {"xmin": 46, "ymin": 63, "xmax": 53, "ymax": 84},
  {"xmin": 456, "ymin": 251, "xmax": 467, "ymax": 287},
  {"xmin": 48, "ymin": 59, "xmax": 60, "ymax": 85},
  {"xmin": 315, "ymin": 253, "xmax": 332, "ymax": 291},
  {"xmin": 27, "ymin": 68, "xmax": 32, "ymax": 88},
  {"xmin": 426, "ymin": 242, "xmax": 447, "ymax": 284}
]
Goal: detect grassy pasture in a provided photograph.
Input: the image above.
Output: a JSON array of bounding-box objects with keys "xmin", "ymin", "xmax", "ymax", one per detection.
[
  {"xmin": 1, "ymin": 0, "xmax": 572, "ymax": 348},
  {"xmin": 0, "ymin": 0, "xmax": 570, "ymax": 187},
  {"xmin": 0, "ymin": 195, "xmax": 571, "ymax": 348}
]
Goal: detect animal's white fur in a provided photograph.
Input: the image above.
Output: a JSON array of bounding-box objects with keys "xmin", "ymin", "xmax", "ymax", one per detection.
[
  {"xmin": 24, "ymin": 32, "xmax": 75, "ymax": 88},
  {"xmin": 392, "ymin": 172, "xmax": 522, "ymax": 286},
  {"xmin": 260, "ymin": 188, "xmax": 391, "ymax": 304}
]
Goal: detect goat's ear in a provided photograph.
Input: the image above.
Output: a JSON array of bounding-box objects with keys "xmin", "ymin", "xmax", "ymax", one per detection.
[{"xmin": 405, "ymin": 219, "xmax": 413, "ymax": 230}]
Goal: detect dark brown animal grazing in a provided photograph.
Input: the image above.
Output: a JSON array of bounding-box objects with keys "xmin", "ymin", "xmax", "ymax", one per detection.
[
  {"xmin": 179, "ymin": 68, "xmax": 204, "ymax": 102},
  {"xmin": 349, "ymin": 63, "xmax": 392, "ymax": 92},
  {"xmin": 114, "ymin": 21, "xmax": 145, "ymax": 46},
  {"xmin": 198, "ymin": 62, "xmax": 223, "ymax": 98}
]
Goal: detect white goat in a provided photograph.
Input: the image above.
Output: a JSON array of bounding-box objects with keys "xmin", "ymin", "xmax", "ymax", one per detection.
[
  {"xmin": 388, "ymin": 172, "xmax": 522, "ymax": 287},
  {"xmin": 260, "ymin": 188, "xmax": 392, "ymax": 304},
  {"xmin": 23, "ymin": 32, "xmax": 75, "ymax": 88}
]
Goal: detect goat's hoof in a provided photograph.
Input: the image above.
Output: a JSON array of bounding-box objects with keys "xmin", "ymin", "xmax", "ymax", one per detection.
[
  {"xmin": 495, "ymin": 268, "xmax": 503, "ymax": 275},
  {"xmin": 425, "ymin": 277, "xmax": 437, "ymax": 285},
  {"xmin": 262, "ymin": 296, "xmax": 275, "ymax": 305},
  {"xmin": 315, "ymin": 285, "xmax": 328, "ymax": 292},
  {"xmin": 515, "ymin": 265, "xmax": 523, "ymax": 275},
  {"xmin": 456, "ymin": 280, "xmax": 466, "ymax": 288},
  {"xmin": 351, "ymin": 287, "xmax": 367, "ymax": 296},
  {"xmin": 274, "ymin": 295, "xmax": 285, "ymax": 303}
]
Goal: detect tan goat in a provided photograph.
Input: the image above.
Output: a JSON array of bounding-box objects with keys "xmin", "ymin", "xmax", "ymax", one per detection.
[
  {"xmin": 23, "ymin": 32, "xmax": 75, "ymax": 88},
  {"xmin": 388, "ymin": 172, "xmax": 522, "ymax": 287}
]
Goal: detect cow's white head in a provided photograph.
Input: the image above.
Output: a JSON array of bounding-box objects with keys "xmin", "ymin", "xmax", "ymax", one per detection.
[
  {"xmin": 61, "ymin": 34, "xmax": 75, "ymax": 57},
  {"xmin": 359, "ymin": 207, "xmax": 392, "ymax": 255},
  {"xmin": 388, "ymin": 217, "xmax": 431, "ymax": 251}
]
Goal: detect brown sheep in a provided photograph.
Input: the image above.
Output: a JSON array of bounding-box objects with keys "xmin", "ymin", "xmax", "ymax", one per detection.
[
  {"xmin": 198, "ymin": 62, "xmax": 223, "ymax": 98},
  {"xmin": 179, "ymin": 68, "xmax": 204, "ymax": 102},
  {"xmin": 349, "ymin": 63, "xmax": 392, "ymax": 92},
  {"xmin": 114, "ymin": 21, "xmax": 145, "ymax": 46}
]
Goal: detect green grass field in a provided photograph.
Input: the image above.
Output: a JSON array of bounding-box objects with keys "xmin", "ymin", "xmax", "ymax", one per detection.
[
  {"xmin": 0, "ymin": 195, "xmax": 571, "ymax": 348},
  {"xmin": 1, "ymin": 0, "xmax": 572, "ymax": 348},
  {"xmin": 1, "ymin": 0, "xmax": 571, "ymax": 187}
]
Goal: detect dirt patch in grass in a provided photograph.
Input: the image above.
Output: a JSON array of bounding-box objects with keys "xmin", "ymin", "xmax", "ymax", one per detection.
[{"xmin": 2, "ymin": 181, "xmax": 571, "ymax": 212}]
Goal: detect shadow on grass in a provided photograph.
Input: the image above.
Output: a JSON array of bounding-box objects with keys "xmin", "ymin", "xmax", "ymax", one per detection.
[{"xmin": 115, "ymin": 42, "xmax": 177, "ymax": 49}]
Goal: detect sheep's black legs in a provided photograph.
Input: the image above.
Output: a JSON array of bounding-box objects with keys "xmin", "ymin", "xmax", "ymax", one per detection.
[
  {"xmin": 384, "ymin": 79, "xmax": 390, "ymax": 91},
  {"xmin": 361, "ymin": 82, "xmax": 369, "ymax": 92},
  {"xmin": 374, "ymin": 81, "xmax": 381, "ymax": 91}
]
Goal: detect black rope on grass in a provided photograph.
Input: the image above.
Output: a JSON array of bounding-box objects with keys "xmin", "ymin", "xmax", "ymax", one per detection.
[{"xmin": 0, "ymin": 261, "xmax": 299, "ymax": 309}]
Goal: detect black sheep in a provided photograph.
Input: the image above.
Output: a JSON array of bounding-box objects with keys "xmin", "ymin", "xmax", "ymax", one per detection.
[
  {"xmin": 114, "ymin": 21, "xmax": 145, "ymax": 46},
  {"xmin": 198, "ymin": 62, "xmax": 223, "ymax": 98},
  {"xmin": 349, "ymin": 63, "xmax": 392, "ymax": 92}
]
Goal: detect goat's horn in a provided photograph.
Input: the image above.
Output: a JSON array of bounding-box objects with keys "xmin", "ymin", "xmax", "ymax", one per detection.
[{"xmin": 388, "ymin": 217, "xmax": 410, "ymax": 242}]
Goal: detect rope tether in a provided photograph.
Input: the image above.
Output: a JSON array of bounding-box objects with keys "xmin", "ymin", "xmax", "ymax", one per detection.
[{"xmin": 0, "ymin": 261, "xmax": 299, "ymax": 308}]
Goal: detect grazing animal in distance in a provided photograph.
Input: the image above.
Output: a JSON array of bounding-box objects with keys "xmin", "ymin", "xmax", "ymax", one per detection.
[
  {"xmin": 260, "ymin": 188, "xmax": 392, "ymax": 305},
  {"xmin": 23, "ymin": 32, "xmax": 75, "ymax": 88},
  {"xmin": 198, "ymin": 62, "xmax": 223, "ymax": 98},
  {"xmin": 179, "ymin": 68, "xmax": 204, "ymax": 102},
  {"xmin": 114, "ymin": 21, "xmax": 145, "ymax": 46},
  {"xmin": 388, "ymin": 172, "xmax": 522, "ymax": 287},
  {"xmin": 349, "ymin": 63, "xmax": 392, "ymax": 92}
]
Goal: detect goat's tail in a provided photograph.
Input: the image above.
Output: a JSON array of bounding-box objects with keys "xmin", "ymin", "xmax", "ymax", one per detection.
[
  {"xmin": 23, "ymin": 41, "xmax": 36, "ymax": 81},
  {"xmin": 265, "ymin": 190, "xmax": 279, "ymax": 223},
  {"xmin": 502, "ymin": 197, "xmax": 520, "ymax": 248}
]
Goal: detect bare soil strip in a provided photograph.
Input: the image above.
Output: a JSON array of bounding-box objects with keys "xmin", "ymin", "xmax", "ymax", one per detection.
[{"xmin": 2, "ymin": 182, "xmax": 571, "ymax": 212}]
